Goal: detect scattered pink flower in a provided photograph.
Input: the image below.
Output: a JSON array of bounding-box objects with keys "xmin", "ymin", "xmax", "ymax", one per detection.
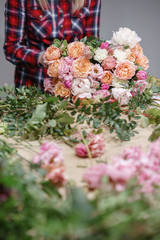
[
  {"xmin": 83, "ymin": 163, "xmax": 108, "ymax": 190},
  {"xmin": 89, "ymin": 134, "xmax": 105, "ymax": 158},
  {"xmin": 33, "ymin": 142, "xmax": 64, "ymax": 166},
  {"xmin": 75, "ymin": 143, "xmax": 88, "ymax": 158},
  {"xmin": 46, "ymin": 165, "xmax": 67, "ymax": 187}
]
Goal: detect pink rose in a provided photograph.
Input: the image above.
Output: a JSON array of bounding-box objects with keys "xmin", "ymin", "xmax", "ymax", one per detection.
[
  {"xmin": 102, "ymin": 56, "xmax": 117, "ymax": 70},
  {"xmin": 75, "ymin": 143, "xmax": 88, "ymax": 158},
  {"xmin": 100, "ymin": 42, "xmax": 109, "ymax": 50},
  {"xmin": 136, "ymin": 70, "xmax": 147, "ymax": 80}
]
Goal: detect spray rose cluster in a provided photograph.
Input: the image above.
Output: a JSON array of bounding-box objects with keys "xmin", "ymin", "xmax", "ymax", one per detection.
[
  {"xmin": 83, "ymin": 138, "xmax": 160, "ymax": 193},
  {"xmin": 43, "ymin": 27, "xmax": 149, "ymax": 106},
  {"xmin": 33, "ymin": 142, "xmax": 67, "ymax": 187}
]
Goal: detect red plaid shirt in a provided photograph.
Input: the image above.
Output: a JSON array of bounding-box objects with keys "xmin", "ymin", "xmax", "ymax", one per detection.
[{"xmin": 4, "ymin": 0, "xmax": 101, "ymax": 88}]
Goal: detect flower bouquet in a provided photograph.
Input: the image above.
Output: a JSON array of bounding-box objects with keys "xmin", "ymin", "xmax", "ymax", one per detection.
[{"xmin": 44, "ymin": 27, "xmax": 149, "ymax": 106}]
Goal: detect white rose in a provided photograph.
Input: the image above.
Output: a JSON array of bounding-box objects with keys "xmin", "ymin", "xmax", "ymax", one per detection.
[
  {"xmin": 112, "ymin": 88, "xmax": 132, "ymax": 106},
  {"xmin": 113, "ymin": 49, "xmax": 127, "ymax": 62},
  {"xmin": 94, "ymin": 48, "xmax": 108, "ymax": 63},
  {"xmin": 111, "ymin": 27, "xmax": 141, "ymax": 48}
]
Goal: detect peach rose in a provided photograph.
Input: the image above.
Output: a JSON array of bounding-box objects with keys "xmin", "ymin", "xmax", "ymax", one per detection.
[
  {"xmin": 132, "ymin": 43, "xmax": 143, "ymax": 57},
  {"xmin": 67, "ymin": 41, "xmax": 85, "ymax": 58},
  {"xmin": 115, "ymin": 60, "xmax": 136, "ymax": 80},
  {"xmin": 54, "ymin": 82, "xmax": 71, "ymax": 98},
  {"xmin": 47, "ymin": 60, "xmax": 61, "ymax": 78},
  {"xmin": 126, "ymin": 49, "xmax": 136, "ymax": 62},
  {"xmin": 101, "ymin": 71, "xmax": 113, "ymax": 85},
  {"xmin": 72, "ymin": 57, "xmax": 92, "ymax": 78},
  {"xmin": 44, "ymin": 45, "xmax": 61, "ymax": 62},
  {"xmin": 135, "ymin": 54, "xmax": 149, "ymax": 70}
]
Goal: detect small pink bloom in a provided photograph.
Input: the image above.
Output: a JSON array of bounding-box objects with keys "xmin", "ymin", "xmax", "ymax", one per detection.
[
  {"xmin": 100, "ymin": 42, "xmax": 109, "ymax": 50},
  {"xmin": 136, "ymin": 70, "xmax": 147, "ymax": 80},
  {"xmin": 148, "ymin": 137, "xmax": 160, "ymax": 166},
  {"xmin": 89, "ymin": 134, "xmax": 105, "ymax": 158},
  {"xmin": 102, "ymin": 56, "xmax": 117, "ymax": 70},
  {"xmin": 90, "ymin": 64, "xmax": 104, "ymax": 81},
  {"xmin": 75, "ymin": 143, "xmax": 88, "ymax": 158},
  {"xmin": 83, "ymin": 163, "xmax": 108, "ymax": 190}
]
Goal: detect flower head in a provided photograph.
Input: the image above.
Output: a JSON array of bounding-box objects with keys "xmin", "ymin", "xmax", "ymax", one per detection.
[
  {"xmin": 90, "ymin": 64, "xmax": 104, "ymax": 81},
  {"xmin": 102, "ymin": 55, "xmax": 117, "ymax": 70},
  {"xmin": 72, "ymin": 57, "xmax": 92, "ymax": 78},
  {"xmin": 44, "ymin": 45, "xmax": 61, "ymax": 62},
  {"xmin": 101, "ymin": 71, "xmax": 113, "ymax": 85},
  {"xmin": 54, "ymin": 82, "xmax": 71, "ymax": 97},
  {"xmin": 67, "ymin": 41, "xmax": 85, "ymax": 58},
  {"xmin": 94, "ymin": 47, "xmax": 108, "ymax": 63},
  {"xmin": 111, "ymin": 27, "xmax": 141, "ymax": 48},
  {"xmin": 115, "ymin": 60, "xmax": 136, "ymax": 80}
]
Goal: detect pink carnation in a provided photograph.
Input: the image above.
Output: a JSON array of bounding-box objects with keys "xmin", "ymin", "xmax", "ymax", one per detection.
[
  {"xmin": 136, "ymin": 70, "xmax": 147, "ymax": 80},
  {"xmin": 89, "ymin": 134, "xmax": 105, "ymax": 158},
  {"xmin": 44, "ymin": 78, "xmax": 54, "ymax": 94},
  {"xmin": 75, "ymin": 143, "xmax": 88, "ymax": 158},
  {"xmin": 83, "ymin": 163, "xmax": 108, "ymax": 190},
  {"xmin": 33, "ymin": 142, "xmax": 64, "ymax": 166},
  {"xmin": 102, "ymin": 56, "xmax": 117, "ymax": 70},
  {"xmin": 90, "ymin": 64, "xmax": 104, "ymax": 81},
  {"xmin": 100, "ymin": 42, "xmax": 109, "ymax": 50}
]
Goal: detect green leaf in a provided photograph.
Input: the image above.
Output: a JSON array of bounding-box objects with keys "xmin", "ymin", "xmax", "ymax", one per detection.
[
  {"xmin": 56, "ymin": 113, "xmax": 74, "ymax": 125},
  {"xmin": 59, "ymin": 100, "xmax": 68, "ymax": 110},
  {"xmin": 149, "ymin": 123, "xmax": 160, "ymax": 142},
  {"xmin": 46, "ymin": 96, "xmax": 59, "ymax": 103},
  {"xmin": 30, "ymin": 103, "xmax": 47, "ymax": 123},
  {"xmin": 141, "ymin": 115, "xmax": 149, "ymax": 128},
  {"xmin": 48, "ymin": 119, "xmax": 56, "ymax": 128}
]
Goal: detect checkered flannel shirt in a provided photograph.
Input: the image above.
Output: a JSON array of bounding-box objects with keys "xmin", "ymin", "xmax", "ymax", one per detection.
[{"xmin": 4, "ymin": 0, "xmax": 101, "ymax": 88}]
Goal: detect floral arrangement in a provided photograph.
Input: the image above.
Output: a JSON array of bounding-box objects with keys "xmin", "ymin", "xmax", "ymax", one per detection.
[{"xmin": 44, "ymin": 27, "xmax": 149, "ymax": 106}]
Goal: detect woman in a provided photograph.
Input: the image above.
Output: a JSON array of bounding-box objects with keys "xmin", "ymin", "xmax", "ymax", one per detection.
[{"xmin": 4, "ymin": 0, "xmax": 101, "ymax": 89}]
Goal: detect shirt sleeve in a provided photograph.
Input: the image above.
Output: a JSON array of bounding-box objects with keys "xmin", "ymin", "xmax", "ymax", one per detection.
[
  {"xmin": 84, "ymin": 0, "xmax": 101, "ymax": 39},
  {"xmin": 3, "ymin": 0, "xmax": 43, "ymax": 68}
]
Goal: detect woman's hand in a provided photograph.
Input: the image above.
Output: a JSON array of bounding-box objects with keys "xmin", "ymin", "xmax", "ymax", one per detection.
[{"xmin": 38, "ymin": 51, "xmax": 48, "ymax": 68}]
